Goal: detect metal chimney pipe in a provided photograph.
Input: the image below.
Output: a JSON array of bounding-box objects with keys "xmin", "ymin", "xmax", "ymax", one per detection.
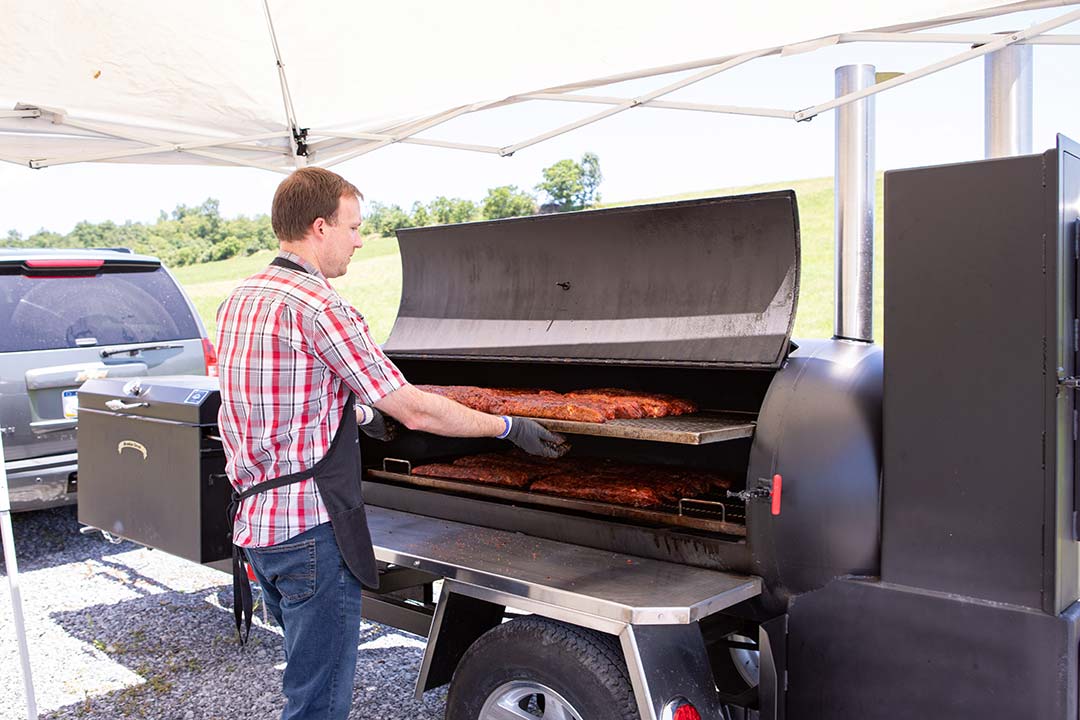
[
  {"xmin": 834, "ymin": 64, "xmax": 876, "ymax": 343},
  {"xmin": 984, "ymin": 43, "xmax": 1033, "ymax": 158}
]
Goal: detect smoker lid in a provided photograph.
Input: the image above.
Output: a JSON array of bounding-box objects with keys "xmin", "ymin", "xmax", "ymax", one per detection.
[
  {"xmin": 79, "ymin": 375, "xmax": 220, "ymax": 426},
  {"xmin": 383, "ymin": 191, "xmax": 800, "ymax": 368}
]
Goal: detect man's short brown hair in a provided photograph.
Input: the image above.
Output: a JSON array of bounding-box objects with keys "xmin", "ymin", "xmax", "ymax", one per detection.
[{"xmin": 272, "ymin": 167, "xmax": 364, "ymax": 243}]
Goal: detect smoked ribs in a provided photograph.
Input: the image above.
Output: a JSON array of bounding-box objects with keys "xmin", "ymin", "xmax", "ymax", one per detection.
[
  {"xmin": 415, "ymin": 385, "xmax": 697, "ymax": 423},
  {"xmin": 411, "ymin": 451, "xmax": 731, "ymax": 508}
]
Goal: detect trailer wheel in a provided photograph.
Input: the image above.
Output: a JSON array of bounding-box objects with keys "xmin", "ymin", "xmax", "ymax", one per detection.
[{"xmin": 446, "ymin": 615, "xmax": 638, "ymax": 720}]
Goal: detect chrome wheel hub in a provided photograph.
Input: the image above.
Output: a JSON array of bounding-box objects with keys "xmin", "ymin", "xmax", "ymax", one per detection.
[{"xmin": 479, "ymin": 680, "xmax": 583, "ymax": 720}]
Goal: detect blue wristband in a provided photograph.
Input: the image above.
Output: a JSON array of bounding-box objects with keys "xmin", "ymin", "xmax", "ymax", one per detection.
[{"xmin": 497, "ymin": 415, "xmax": 512, "ymax": 439}]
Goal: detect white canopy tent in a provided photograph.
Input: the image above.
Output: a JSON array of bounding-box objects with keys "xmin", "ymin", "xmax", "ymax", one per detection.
[
  {"xmin": 2, "ymin": 0, "xmax": 1080, "ymax": 173},
  {"xmin": 3, "ymin": 2, "xmax": 1080, "ymax": 719}
]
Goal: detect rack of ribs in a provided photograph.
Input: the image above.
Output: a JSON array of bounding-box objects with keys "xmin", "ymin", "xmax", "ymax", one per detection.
[
  {"xmin": 411, "ymin": 451, "xmax": 559, "ymax": 488},
  {"xmin": 410, "ymin": 451, "xmax": 731, "ymax": 508},
  {"xmin": 414, "ymin": 385, "xmax": 697, "ymax": 423}
]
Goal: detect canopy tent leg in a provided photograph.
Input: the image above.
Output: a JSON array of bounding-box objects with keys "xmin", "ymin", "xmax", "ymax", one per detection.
[
  {"xmin": 985, "ymin": 42, "xmax": 1033, "ymax": 158},
  {"xmin": 834, "ymin": 64, "xmax": 876, "ymax": 343},
  {"xmin": 0, "ymin": 433, "xmax": 37, "ymax": 720}
]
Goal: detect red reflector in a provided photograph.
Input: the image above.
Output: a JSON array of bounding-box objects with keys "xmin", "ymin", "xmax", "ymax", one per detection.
[
  {"xmin": 672, "ymin": 704, "xmax": 701, "ymax": 720},
  {"xmin": 202, "ymin": 338, "xmax": 219, "ymax": 377},
  {"xmin": 771, "ymin": 474, "xmax": 783, "ymax": 516},
  {"xmin": 25, "ymin": 258, "xmax": 105, "ymax": 269}
]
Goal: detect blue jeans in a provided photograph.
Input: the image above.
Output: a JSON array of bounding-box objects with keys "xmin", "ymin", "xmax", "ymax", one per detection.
[{"xmin": 244, "ymin": 522, "xmax": 364, "ymax": 720}]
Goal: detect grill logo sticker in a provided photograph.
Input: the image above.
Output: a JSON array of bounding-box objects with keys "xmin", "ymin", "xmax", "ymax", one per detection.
[
  {"xmin": 183, "ymin": 389, "xmax": 209, "ymax": 405},
  {"xmin": 117, "ymin": 440, "xmax": 148, "ymax": 460}
]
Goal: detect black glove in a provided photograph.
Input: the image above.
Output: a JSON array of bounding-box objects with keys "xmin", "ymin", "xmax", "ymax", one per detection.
[
  {"xmin": 358, "ymin": 407, "xmax": 397, "ymax": 442},
  {"xmin": 504, "ymin": 417, "xmax": 569, "ymax": 458}
]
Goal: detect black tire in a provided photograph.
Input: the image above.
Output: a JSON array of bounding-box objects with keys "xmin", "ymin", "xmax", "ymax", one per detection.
[{"xmin": 446, "ymin": 615, "xmax": 638, "ymax": 720}]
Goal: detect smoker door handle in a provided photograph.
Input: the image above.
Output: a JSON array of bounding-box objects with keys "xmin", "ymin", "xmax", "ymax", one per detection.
[{"xmin": 105, "ymin": 399, "xmax": 149, "ymax": 411}]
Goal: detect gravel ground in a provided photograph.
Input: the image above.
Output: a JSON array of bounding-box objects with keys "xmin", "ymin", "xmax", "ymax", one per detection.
[{"xmin": 0, "ymin": 506, "xmax": 448, "ymax": 720}]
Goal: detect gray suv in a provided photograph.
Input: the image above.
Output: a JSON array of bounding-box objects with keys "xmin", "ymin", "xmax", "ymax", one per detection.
[{"xmin": 0, "ymin": 248, "xmax": 214, "ymax": 511}]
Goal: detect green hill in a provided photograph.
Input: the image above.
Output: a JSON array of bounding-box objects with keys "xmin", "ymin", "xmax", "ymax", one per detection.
[{"xmin": 175, "ymin": 174, "xmax": 884, "ymax": 345}]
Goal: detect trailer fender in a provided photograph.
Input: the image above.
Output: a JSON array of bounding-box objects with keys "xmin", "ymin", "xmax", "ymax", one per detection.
[{"xmin": 415, "ymin": 586, "xmax": 505, "ymax": 696}]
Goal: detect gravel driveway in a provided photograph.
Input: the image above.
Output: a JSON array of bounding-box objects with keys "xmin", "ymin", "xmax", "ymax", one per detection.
[{"xmin": 0, "ymin": 506, "xmax": 448, "ymax": 720}]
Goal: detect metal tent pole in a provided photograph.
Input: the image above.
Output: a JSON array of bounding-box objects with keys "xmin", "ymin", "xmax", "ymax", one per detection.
[
  {"xmin": 985, "ymin": 42, "xmax": 1033, "ymax": 158},
  {"xmin": 834, "ymin": 64, "xmax": 876, "ymax": 342},
  {"xmin": 0, "ymin": 433, "xmax": 37, "ymax": 720}
]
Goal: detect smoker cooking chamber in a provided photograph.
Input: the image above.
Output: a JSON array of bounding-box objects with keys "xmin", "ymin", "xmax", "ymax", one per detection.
[{"xmin": 362, "ymin": 193, "xmax": 801, "ymax": 571}]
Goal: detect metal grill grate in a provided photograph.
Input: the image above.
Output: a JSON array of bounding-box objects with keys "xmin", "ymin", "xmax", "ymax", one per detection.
[
  {"xmin": 527, "ymin": 411, "xmax": 755, "ymax": 445},
  {"xmin": 368, "ymin": 461, "xmax": 747, "ymax": 537}
]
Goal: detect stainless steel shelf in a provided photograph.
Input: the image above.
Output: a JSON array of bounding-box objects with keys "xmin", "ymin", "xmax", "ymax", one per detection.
[
  {"xmin": 526, "ymin": 411, "xmax": 756, "ymax": 445},
  {"xmin": 366, "ymin": 505, "xmax": 761, "ymax": 626}
]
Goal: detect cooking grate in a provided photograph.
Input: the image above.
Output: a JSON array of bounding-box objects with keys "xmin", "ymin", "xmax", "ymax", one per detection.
[
  {"xmin": 368, "ymin": 458, "xmax": 747, "ymax": 537},
  {"xmin": 526, "ymin": 411, "xmax": 755, "ymax": 445}
]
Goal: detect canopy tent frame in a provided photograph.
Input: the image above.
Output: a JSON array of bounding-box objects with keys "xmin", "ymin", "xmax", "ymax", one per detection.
[
  {"xmin": 0, "ymin": 433, "xmax": 37, "ymax": 720},
  {"xmin": 5, "ymin": 1, "xmax": 1080, "ymax": 174}
]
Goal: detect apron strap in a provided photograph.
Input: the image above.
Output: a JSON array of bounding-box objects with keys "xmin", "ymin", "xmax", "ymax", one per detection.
[
  {"xmin": 231, "ymin": 253, "xmax": 318, "ymax": 644},
  {"xmin": 226, "ymin": 442, "xmax": 342, "ymax": 644},
  {"xmin": 269, "ymin": 255, "xmax": 308, "ymax": 273}
]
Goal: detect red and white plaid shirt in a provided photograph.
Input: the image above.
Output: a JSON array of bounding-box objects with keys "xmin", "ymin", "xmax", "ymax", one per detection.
[{"xmin": 216, "ymin": 250, "xmax": 405, "ymax": 547}]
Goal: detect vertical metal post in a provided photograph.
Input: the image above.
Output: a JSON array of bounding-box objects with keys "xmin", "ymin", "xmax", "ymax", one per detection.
[
  {"xmin": 0, "ymin": 433, "xmax": 37, "ymax": 720},
  {"xmin": 835, "ymin": 64, "xmax": 876, "ymax": 342},
  {"xmin": 984, "ymin": 43, "xmax": 1033, "ymax": 158}
]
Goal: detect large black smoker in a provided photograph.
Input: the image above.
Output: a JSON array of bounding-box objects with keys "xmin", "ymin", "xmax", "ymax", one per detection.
[{"xmin": 78, "ymin": 137, "xmax": 1080, "ymax": 719}]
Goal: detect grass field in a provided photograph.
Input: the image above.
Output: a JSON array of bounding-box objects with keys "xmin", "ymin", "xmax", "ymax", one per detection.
[{"xmin": 174, "ymin": 175, "xmax": 885, "ymax": 345}]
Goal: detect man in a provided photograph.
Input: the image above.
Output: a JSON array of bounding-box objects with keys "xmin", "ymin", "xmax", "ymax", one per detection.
[{"xmin": 215, "ymin": 166, "xmax": 567, "ymax": 720}]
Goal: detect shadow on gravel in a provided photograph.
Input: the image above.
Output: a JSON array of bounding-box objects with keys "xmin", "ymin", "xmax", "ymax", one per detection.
[
  {"xmin": 0, "ymin": 506, "xmax": 142, "ymax": 576},
  {"xmin": 44, "ymin": 585, "xmax": 448, "ymax": 720}
]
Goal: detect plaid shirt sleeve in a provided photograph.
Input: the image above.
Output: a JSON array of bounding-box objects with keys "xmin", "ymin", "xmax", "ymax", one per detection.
[{"xmin": 310, "ymin": 298, "xmax": 405, "ymax": 405}]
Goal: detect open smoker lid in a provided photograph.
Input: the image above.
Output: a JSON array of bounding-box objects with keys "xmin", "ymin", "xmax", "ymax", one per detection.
[{"xmin": 383, "ymin": 191, "xmax": 800, "ymax": 368}]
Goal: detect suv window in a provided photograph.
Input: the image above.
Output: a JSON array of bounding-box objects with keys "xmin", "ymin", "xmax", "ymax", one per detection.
[{"xmin": 0, "ymin": 267, "xmax": 201, "ymax": 352}]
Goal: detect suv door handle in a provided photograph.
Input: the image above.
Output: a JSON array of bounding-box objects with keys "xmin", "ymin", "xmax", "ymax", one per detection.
[{"xmin": 29, "ymin": 418, "xmax": 77, "ymax": 435}]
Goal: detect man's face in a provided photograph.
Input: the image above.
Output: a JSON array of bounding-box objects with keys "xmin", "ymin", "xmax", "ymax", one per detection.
[{"xmin": 318, "ymin": 194, "xmax": 363, "ymax": 278}]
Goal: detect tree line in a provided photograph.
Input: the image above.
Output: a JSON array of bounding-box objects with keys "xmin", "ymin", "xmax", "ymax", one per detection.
[
  {"xmin": 362, "ymin": 151, "xmax": 602, "ymax": 237},
  {"xmin": 3, "ymin": 153, "xmax": 602, "ymax": 266}
]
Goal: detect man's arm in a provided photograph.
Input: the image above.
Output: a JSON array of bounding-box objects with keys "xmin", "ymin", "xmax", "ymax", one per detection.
[
  {"xmin": 374, "ymin": 384, "xmax": 569, "ymax": 458},
  {"xmin": 373, "ymin": 384, "xmax": 504, "ymax": 437},
  {"xmin": 307, "ymin": 302, "xmax": 565, "ymax": 455}
]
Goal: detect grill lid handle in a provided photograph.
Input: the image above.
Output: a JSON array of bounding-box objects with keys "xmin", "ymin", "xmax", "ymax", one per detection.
[{"xmin": 105, "ymin": 399, "xmax": 148, "ymax": 411}]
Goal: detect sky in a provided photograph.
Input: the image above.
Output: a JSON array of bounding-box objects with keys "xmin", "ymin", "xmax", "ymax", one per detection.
[{"xmin": 2, "ymin": 7, "xmax": 1080, "ymax": 237}]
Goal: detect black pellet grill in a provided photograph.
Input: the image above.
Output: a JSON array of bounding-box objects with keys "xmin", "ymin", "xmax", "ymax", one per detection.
[
  {"xmin": 77, "ymin": 137, "xmax": 1080, "ymax": 720},
  {"xmin": 77, "ymin": 375, "xmax": 230, "ymax": 565}
]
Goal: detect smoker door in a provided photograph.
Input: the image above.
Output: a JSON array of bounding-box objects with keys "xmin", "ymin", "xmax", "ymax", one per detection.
[
  {"xmin": 1062, "ymin": 138, "xmax": 1080, "ymax": 605},
  {"xmin": 882, "ymin": 136, "xmax": 1080, "ymax": 614},
  {"xmin": 385, "ymin": 192, "xmax": 800, "ymax": 369}
]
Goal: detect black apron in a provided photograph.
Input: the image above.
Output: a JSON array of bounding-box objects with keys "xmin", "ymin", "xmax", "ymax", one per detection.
[{"xmin": 227, "ymin": 255, "xmax": 378, "ymax": 644}]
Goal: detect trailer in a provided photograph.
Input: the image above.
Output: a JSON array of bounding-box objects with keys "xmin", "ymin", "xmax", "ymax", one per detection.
[{"xmin": 75, "ymin": 135, "xmax": 1080, "ymax": 720}]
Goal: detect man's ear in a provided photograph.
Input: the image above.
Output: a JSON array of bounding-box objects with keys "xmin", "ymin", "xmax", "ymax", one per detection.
[{"xmin": 311, "ymin": 217, "xmax": 326, "ymax": 238}]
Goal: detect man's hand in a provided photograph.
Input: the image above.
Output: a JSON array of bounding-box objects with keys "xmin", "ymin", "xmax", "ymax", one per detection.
[
  {"xmin": 358, "ymin": 407, "xmax": 397, "ymax": 442},
  {"xmin": 505, "ymin": 417, "xmax": 569, "ymax": 458}
]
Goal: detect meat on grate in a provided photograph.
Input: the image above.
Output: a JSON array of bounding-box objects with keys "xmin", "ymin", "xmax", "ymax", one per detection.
[
  {"xmin": 409, "ymin": 450, "xmax": 731, "ymax": 508},
  {"xmin": 414, "ymin": 385, "xmax": 697, "ymax": 423}
]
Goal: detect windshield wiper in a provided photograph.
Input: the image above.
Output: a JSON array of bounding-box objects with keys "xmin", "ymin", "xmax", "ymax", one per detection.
[{"xmin": 100, "ymin": 343, "xmax": 184, "ymax": 358}]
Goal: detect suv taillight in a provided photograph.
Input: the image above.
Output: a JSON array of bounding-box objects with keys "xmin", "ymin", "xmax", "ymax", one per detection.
[
  {"xmin": 24, "ymin": 258, "xmax": 105, "ymax": 269},
  {"xmin": 202, "ymin": 338, "xmax": 219, "ymax": 377}
]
